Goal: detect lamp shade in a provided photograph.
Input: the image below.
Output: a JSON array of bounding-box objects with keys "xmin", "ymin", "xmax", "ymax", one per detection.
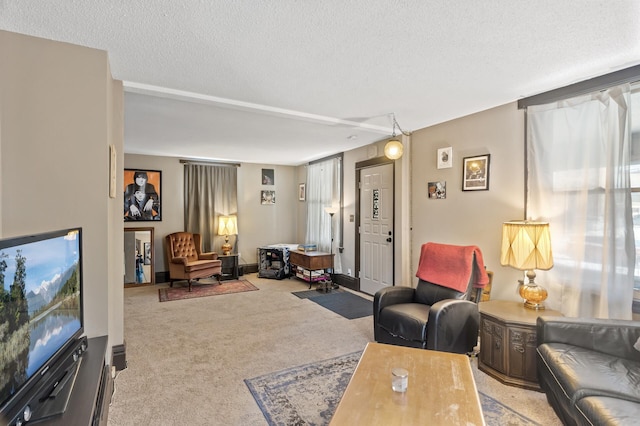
[
  {"xmin": 384, "ymin": 139, "xmax": 403, "ymax": 160},
  {"xmin": 218, "ymin": 215, "xmax": 238, "ymax": 236},
  {"xmin": 500, "ymin": 221, "xmax": 553, "ymax": 271},
  {"xmin": 324, "ymin": 205, "xmax": 339, "ymax": 215}
]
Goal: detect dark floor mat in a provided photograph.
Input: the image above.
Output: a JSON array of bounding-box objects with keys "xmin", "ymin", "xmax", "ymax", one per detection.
[{"xmin": 307, "ymin": 291, "xmax": 372, "ymax": 319}]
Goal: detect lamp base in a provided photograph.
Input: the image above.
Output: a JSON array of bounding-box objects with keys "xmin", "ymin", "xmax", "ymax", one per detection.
[
  {"xmin": 221, "ymin": 243, "xmax": 232, "ymax": 256},
  {"xmin": 518, "ymin": 281, "xmax": 548, "ymax": 310}
]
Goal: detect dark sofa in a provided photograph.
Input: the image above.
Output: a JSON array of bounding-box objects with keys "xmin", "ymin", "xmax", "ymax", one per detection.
[{"xmin": 536, "ymin": 317, "xmax": 640, "ymax": 425}]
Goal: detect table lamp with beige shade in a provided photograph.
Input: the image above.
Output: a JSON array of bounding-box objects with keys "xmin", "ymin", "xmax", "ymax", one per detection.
[
  {"xmin": 218, "ymin": 215, "xmax": 238, "ymax": 255},
  {"xmin": 500, "ymin": 220, "xmax": 553, "ymax": 310}
]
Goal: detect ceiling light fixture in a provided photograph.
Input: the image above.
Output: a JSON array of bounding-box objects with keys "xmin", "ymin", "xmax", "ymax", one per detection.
[{"xmin": 384, "ymin": 113, "xmax": 411, "ymax": 160}]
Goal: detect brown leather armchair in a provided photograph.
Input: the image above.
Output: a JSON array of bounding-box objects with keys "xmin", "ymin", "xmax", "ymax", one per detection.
[{"xmin": 165, "ymin": 232, "xmax": 222, "ymax": 291}]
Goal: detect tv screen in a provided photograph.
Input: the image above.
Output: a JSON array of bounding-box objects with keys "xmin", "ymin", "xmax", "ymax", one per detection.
[{"xmin": 0, "ymin": 228, "xmax": 83, "ymax": 416}]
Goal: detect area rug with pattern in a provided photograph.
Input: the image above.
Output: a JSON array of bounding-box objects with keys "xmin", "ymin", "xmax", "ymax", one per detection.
[
  {"xmin": 292, "ymin": 290, "xmax": 372, "ymax": 319},
  {"xmin": 245, "ymin": 351, "xmax": 539, "ymax": 426},
  {"xmin": 158, "ymin": 279, "xmax": 258, "ymax": 302}
]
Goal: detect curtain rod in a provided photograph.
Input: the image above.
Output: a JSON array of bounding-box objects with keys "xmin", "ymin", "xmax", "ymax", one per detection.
[
  {"xmin": 518, "ymin": 64, "xmax": 640, "ymax": 109},
  {"xmin": 179, "ymin": 159, "xmax": 241, "ymax": 167}
]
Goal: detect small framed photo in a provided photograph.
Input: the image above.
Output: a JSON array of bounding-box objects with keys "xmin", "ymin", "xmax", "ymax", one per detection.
[
  {"xmin": 261, "ymin": 190, "xmax": 276, "ymax": 205},
  {"xmin": 298, "ymin": 183, "xmax": 306, "ymax": 201},
  {"xmin": 262, "ymin": 168, "xmax": 274, "ymax": 185},
  {"xmin": 462, "ymin": 154, "xmax": 490, "ymax": 191},
  {"xmin": 428, "ymin": 181, "xmax": 446, "ymax": 199},
  {"xmin": 437, "ymin": 147, "xmax": 453, "ymax": 169},
  {"xmin": 124, "ymin": 169, "xmax": 162, "ymax": 221}
]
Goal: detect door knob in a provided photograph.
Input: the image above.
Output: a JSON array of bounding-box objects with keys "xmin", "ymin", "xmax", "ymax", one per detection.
[{"xmin": 386, "ymin": 237, "xmax": 392, "ymax": 242}]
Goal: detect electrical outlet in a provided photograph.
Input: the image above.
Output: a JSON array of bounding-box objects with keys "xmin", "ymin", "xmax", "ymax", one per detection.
[
  {"xmin": 347, "ymin": 268, "xmax": 352, "ymax": 276},
  {"xmin": 111, "ymin": 365, "xmax": 116, "ymax": 379}
]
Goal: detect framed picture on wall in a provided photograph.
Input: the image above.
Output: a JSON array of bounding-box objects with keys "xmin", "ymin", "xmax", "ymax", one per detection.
[
  {"xmin": 143, "ymin": 242, "xmax": 151, "ymax": 265},
  {"xmin": 462, "ymin": 154, "xmax": 490, "ymax": 191},
  {"xmin": 262, "ymin": 168, "xmax": 274, "ymax": 185},
  {"xmin": 437, "ymin": 147, "xmax": 453, "ymax": 169},
  {"xmin": 299, "ymin": 183, "xmax": 306, "ymax": 201},
  {"xmin": 124, "ymin": 169, "xmax": 162, "ymax": 221},
  {"xmin": 261, "ymin": 190, "xmax": 276, "ymax": 205}
]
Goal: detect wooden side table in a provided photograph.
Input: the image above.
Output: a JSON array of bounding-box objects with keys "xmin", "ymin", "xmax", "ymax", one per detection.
[
  {"xmin": 218, "ymin": 254, "xmax": 239, "ymax": 281},
  {"xmin": 478, "ymin": 300, "xmax": 562, "ymax": 391},
  {"xmin": 288, "ymin": 251, "xmax": 333, "ymax": 289}
]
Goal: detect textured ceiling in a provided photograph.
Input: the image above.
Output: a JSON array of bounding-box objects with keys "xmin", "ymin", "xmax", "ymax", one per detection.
[{"xmin": 2, "ymin": 1, "xmax": 639, "ymax": 165}]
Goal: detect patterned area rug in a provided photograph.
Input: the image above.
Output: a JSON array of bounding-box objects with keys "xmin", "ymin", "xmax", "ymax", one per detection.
[
  {"xmin": 245, "ymin": 352, "xmax": 539, "ymax": 426},
  {"xmin": 158, "ymin": 279, "xmax": 258, "ymax": 302}
]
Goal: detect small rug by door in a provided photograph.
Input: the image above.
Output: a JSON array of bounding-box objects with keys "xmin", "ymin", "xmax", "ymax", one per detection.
[
  {"xmin": 158, "ymin": 279, "xmax": 258, "ymax": 302},
  {"xmin": 245, "ymin": 352, "xmax": 539, "ymax": 426},
  {"xmin": 305, "ymin": 291, "xmax": 372, "ymax": 319}
]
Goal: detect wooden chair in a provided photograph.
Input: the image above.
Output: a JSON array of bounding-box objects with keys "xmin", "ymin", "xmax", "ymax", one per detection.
[{"xmin": 165, "ymin": 232, "xmax": 222, "ymax": 291}]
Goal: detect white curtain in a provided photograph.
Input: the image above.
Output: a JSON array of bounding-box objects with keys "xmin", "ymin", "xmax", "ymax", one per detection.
[
  {"xmin": 305, "ymin": 158, "xmax": 342, "ymax": 273},
  {"xmin": 527, "ymin": 84, "xmax": 634, "ymax": 319},
  {"xmin": 184, "ymin": 164, "xmax": 238, "ymax": 253}
]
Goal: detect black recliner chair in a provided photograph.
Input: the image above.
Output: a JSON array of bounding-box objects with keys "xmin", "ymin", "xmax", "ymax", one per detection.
[{"xmin": 373, "ymin": 243, "xmax": 489, "ymax": 354}]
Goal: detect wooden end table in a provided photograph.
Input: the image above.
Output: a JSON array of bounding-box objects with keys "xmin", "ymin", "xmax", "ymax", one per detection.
[
  {"xmin": 218, "ymin": 254, "xmax": 239, "ymax": 281},
  {"xmin": 288, "ymin": 250, "xmax": 334, "ymax": 290},
  {"xmin": 478, "ymin": 300, "xmax": 562, "ymax": 391}
]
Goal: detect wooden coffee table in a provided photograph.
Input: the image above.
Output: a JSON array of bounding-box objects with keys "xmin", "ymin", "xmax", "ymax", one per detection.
[{"xmin": 331, "ymin": 342, "xmax": 484, "ymax": 425}]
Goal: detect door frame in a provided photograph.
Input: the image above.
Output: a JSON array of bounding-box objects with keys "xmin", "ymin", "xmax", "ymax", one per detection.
[{"xmin": 355, "ymin": 157, "xmax": 395, "ymax": 291}]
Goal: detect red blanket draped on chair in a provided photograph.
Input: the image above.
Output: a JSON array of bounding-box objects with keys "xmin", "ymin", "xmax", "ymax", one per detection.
[{"xmin": 415, "ymin": 242, "xmax": 490, "ymax": 293}]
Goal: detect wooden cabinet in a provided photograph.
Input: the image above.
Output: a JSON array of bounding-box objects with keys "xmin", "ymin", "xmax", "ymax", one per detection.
[
  {"xmin": 289, "ymin": 251, "xmax": 333, "ymax": 288},
  {"xmin": 478, "ymin": 300, "xmax": 561, "ymax": 391}
]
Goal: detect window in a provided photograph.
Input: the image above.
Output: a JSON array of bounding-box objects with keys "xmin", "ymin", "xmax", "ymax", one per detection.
[
  {"xmin": 631, "ymin": 85, "xmax": 640, "ymax": 289},
  {"xmin": 305, "ymin": 155, "xmax": 343, "ymax": 272}
]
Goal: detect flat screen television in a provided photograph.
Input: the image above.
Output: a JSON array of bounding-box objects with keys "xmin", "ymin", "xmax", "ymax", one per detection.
[{"xmin": 0, "ymin": 227, "xmax": 84, "ymax": 424}]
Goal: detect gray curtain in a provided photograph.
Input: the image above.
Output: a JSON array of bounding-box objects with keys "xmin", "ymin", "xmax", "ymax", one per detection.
[{"xmin": 184, "ymin": 164, "xmax": 238, "ymax": 252}]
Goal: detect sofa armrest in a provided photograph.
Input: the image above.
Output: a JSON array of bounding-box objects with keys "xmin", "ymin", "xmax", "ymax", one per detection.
[
  {"xmin": 426, "ymin": 299, "xmax": 479, "ymax": 353},
  {"xmin": 537, "ymin": 316, "xmax": 640, "ymax": 361},
  {"xmin": 200, "ymin": 252, "xmax": 218, "ymax": 260}
]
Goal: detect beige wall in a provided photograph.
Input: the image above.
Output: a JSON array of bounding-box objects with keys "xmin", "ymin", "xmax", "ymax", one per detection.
[
  {"xmin": 0, "ymin": 31, "xmax": 124, "ymax": 353},
  {"xmin": 124, "ymin": 155, "xmax": 298, "ymax": 272},
  {"xmin": 410, "ymin": 102, "xmax": 526, "ymax": 301}
]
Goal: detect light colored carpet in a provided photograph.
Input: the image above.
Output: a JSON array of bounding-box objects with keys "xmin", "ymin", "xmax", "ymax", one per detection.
[{"xmin": 107, "ymin": 274, "xmax": 561, "ymax": 425}]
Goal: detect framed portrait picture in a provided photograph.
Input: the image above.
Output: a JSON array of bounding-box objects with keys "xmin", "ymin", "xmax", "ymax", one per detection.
[
  {"xmin": 298, "ymin": 183, "xmax": 306, "ymax": 201},
  {"xmin": 124, "ymin": 169, "xmax": 162, "ymax": 221},
  {"xmin": 143, "ymin": 242, "xmax": 151, "ymax": 265},
  {"xmin": 462, "ymin": 155, "xmax": 490, "ymax": 191},
  {"xmin": 262, "ymin": 168, "xmax": 274, "ymax": 185},
  {"xmin": 428, "ymin": 181, "xmax": 446, "ymax": 199},
  {"xmin": 437, "ymin": 147, "xmax": 453, "ymax": 169},
  {"xmin": 261, "ymin": 190, "xmax": 276, "ymax": 205}
]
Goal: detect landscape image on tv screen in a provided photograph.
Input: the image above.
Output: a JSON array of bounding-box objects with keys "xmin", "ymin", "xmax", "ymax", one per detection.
[{"xmin": 0, "ymin": 229, "xmax": 82, "ymax": 409}]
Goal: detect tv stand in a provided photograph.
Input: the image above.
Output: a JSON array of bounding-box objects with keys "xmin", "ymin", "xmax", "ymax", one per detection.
[
  {"xmin": 34, "ymin": 358, "xmax": 82, "ymax": 422},
  {"xmin": 39, "ymin": 336, "xmax": 110, "ymax": 426}
]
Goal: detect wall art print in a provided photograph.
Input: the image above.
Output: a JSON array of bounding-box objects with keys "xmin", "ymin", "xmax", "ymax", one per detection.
[
  {"xmin": 437, "ymin": 147, "xmax": 453, "ymax": 169},
  {"xmin": 262, "ymin": 168, "xmax": 274, "ymax": 185},
  {"xmin": 124, "ymin": 169, "xmax": 161, "ymax": 221},
  {"xmin": 299, "ymin": 183, "xmax": 306, "ymax": 201},
  {"xmin": 261, "ymin": 190, "xmax": 276, "ymax": 205},
  {"xmin": 428, "ymin": 181, "xmax": 446, "ymax": 199},
  {"xmin": 462, "ymin": 154, "xmax": 490, "ymax": 191}
]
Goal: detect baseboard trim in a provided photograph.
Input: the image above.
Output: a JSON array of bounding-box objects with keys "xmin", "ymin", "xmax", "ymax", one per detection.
[
  {"xmin": 156, "ymin": 271, "xmax": 169, "ymax": 284},
  {"xmin": 333, "ymin": 273, "xmax": 358, "ymax": 291},
  {"xmin": 243, "ymin": 263, "xmax": 259, "ymax": 274}
]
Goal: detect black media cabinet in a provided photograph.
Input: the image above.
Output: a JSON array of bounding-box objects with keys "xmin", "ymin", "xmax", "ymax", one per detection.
[{"xmin": 45, "ymin": 335, "xmax": 111, "ymax": 426}]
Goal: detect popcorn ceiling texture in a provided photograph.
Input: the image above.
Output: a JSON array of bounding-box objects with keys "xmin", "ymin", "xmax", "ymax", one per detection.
[{"xmin": 1, "ymin": 2, "xmax": 638, "ymax": 165}]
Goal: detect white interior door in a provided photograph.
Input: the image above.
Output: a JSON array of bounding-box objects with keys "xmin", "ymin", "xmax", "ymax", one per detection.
[{"xmin": 359, "ymin": 163, "xmax": 394, "ymax": 295}]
